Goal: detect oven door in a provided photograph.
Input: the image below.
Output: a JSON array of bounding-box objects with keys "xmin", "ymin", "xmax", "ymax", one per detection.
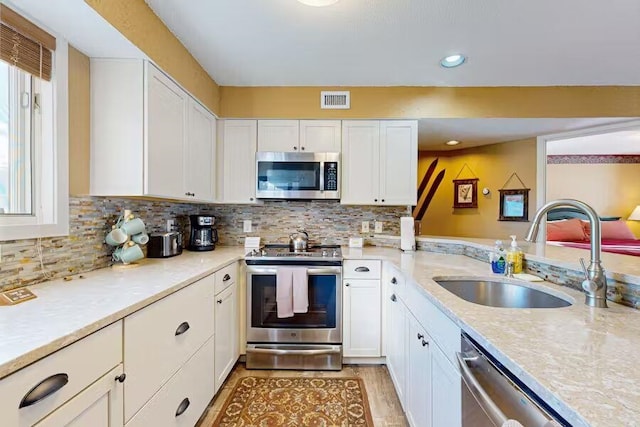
[{"xmin": 246, "ymin": 265, "xmax": 342, "ymax": 344}]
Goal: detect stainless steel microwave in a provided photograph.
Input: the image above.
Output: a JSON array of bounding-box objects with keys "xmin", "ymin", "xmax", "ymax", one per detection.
[{"xmin": 256, "ymin": 152, "xmax": 340, "ymax": 200}]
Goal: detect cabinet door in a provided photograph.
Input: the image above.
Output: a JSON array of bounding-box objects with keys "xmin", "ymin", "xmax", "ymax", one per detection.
[
  {"xmin": 299, "ymin": 120, "xmax": 341, "ymax": 152},
  {"xmin": 145, "ymin": 64, "xmax": 187, "ymax": 199},
  {"xmin": 35, "ymin": 365, "xmax": 123, "ymax": 427},
  {"xmin": 257, "ymin": 120, "xmax": 299, "ymax": 152},
  {"xmin": 386, "ymin": 289, "xmax": 407, "ymax": 408},
  {"xmin": 220, "ymin": 120, "xmax": 258, "ymax": 203},
  {"xmin": 406, "ymin": 316, "xmax": 432, "ymax": 427},
  {"xmin": 379, "ymin": 121, "xmax": 418, "ymax": 205},
  {"xmin": 185, "ymin": 99, "xmax": 216, "ymax": 202},
  {"xmin": 341, "ymin": 121, "xmax": 380, "ymax": 205},
  {"xmin": 431, "ymin": 344, "xmax": 461, "ymax": 427},
  {"xmin": 215, "ymin": 283, "xmax": 238, "ymax": 392},
  {"xmin": 343, "ymin": 279, "xmax": 381, "ymax": 357}
]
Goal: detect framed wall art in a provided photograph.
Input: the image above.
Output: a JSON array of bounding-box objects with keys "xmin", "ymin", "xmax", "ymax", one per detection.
[
  {"xmin": 453, "ymin": 178, "xmax": 478, "ymax": 209},
  {"xmin": 499, "ymin": 189, "xmax": 530, "ymax": 221}
]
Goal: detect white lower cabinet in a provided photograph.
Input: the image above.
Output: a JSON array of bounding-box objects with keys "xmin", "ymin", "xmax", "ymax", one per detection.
[
  {"xmin": 386, "ymin": 287, "xmax": 407, "ymax": 408},
  {"xmin": 214, "ymin": 280, "xmax": 239, "ymax": 392},
  {"xmin": 35, "ymin": 364, "xmax": 124, "ymax": 427},
  {"xmin": 406, "ymin": 314, "xmax": 432, "ymax": 427},
  {"xmin": 343, "ymin": 279, "xmax": 381, "ymax": 357},
  {"xmin": 431, "ymin": 343, "xmax": 461, "ymax": 427},
  {"xmin": 0, "ymin": 321, "xmax": 123, "ymax": 427},
  {"xmin": 125, "ymin": 337, "xmax": 215, "ymax": 427}
]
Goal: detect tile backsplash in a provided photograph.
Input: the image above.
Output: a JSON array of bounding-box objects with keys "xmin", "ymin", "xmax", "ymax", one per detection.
[{"xmin": 0, "ymin": 197, "xmax": 408, "ymax": 291}]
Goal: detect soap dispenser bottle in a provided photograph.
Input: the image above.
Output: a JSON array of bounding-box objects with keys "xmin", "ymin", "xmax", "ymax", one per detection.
[
  {"xmin": 506, "ymin": 235, "xmax": 524, "ymax": 274},
  {"xmin": 490, "ymin": 240, "xmax": 506, "ymax": 274}
]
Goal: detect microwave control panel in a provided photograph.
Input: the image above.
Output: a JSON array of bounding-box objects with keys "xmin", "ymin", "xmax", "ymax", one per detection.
[{"xmin": 324, "ymin": 162, "xmax": 338, "ymax": 191}]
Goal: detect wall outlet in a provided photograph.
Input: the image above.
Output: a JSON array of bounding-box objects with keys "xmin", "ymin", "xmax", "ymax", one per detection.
[
  {"xmin": 361, "ymin": 221, "xmax": 369, "ymax": 233},
  {"xmin": 166, "ymin": 219, "xmax": 175, "ymax": 232},
  {"xmin": 375, "ymin": 221, "xmax": 383, "ymax": 233},
  {"xmin": 243, "ymin": 220, "xmax": 252, "ymax": 233}
]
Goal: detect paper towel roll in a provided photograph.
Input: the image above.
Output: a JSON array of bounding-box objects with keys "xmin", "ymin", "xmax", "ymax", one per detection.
[{"xmin": 400, "ymin": 217, "xmax": 416, "ymax": 251}]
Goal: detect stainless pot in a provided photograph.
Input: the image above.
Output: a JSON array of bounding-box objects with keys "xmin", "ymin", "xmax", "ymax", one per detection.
[{"xmin": 289, "ymin": 230, "xmax": 309, "ymax": 252}]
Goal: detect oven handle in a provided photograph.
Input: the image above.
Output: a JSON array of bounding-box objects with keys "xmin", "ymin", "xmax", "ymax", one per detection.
[
  {"xmin": 456, "ymin": 352, "xmax": 508, "ymax": 426},
  {"xmin": 246, "ymin": 266, "xmax": 343, "ymax": 275},
  {"xmin": 248, "ymin": 347, "xmax": 341, "ymax": 356}
]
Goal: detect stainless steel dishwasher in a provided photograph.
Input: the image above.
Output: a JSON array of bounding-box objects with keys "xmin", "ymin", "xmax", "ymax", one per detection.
[{"xmin": 457, "ymin": 333, "xmax": 570, "ymax": 427}]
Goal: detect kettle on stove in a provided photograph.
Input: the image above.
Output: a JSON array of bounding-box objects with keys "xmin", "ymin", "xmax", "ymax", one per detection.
[{"xmin": 289, "ymin": 230, "xmax": 309, "ymax": 252}]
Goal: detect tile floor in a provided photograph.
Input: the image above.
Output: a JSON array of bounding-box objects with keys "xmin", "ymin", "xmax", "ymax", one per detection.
[{"xmin": 196, "ymin": 363, "xmax": 408, "ymax": 426}]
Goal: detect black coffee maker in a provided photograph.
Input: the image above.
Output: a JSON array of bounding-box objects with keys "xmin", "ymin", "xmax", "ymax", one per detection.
[{"xmin": 188, "ymin": 215, "xmax": 218, "ymax": 251}]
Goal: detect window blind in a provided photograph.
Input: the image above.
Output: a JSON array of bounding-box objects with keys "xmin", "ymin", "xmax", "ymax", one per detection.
[{"xmin": 0, "ymin": 4, "xmax": 55, "ymax": 81}]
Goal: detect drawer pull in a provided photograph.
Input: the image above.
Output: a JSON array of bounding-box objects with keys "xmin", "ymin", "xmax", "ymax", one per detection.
[
  {"xmin": 115, "ymin": 373, "xmax": 127, "ymax": 383},
  {"xmin": 175, "ymin": 321, "xmax": 190, "ymax": 336},
  {"xmin": 422, "ymin": 340, "xmax": 429, "ymax": 347},
  {"xmin": 223, "ymin": 273, "xmax": 231, "ymax": 282},
  {"xmin": 417, "ymin": 333, "xmax": 424, "ymax": 340},
  {"xmin": 391, "ymin": 277, "xmax": 397, "ymax": 284},
  {"xmin": 390, "ymin": 294, "xmax": 397, "ymax": 302},
  {"xmin": 355, "ymin": 266, "xmax": 370, "ymax": 272},
  {"xmin": 19, "ymin": 373, "xmax": 69, "ymax": 408},
  {"xmin": 217, "ymin": 299, "xmax": 223, "ymax": 304},
  {"xmin": 175, "ymin": 397, "xmax": 190, "ymax": 417}
]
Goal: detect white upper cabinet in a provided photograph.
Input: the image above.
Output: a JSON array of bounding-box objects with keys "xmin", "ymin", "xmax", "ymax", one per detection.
[
  {"xmin": 341, "ymin": 121, "xmax": 380, "ymax": 204},
  {"xmin": 341, "ymin": 120, "xmax": 417, "ymax": 205},
  {"xmin": 257, "ymin": 120, "xmax": 341, "ymax": 152},
  {"xmin": 218, "ymin": 120, "xmax": 259, "ymax": 204},
  {"xmin": 257, "ymin": 120, "xmax": 299, "ymax": 152},
  {"xmin": 145, "ymin": 65, "xmax": 187, "ymax": 200},
  {"xmin": 186, "ymin": 99, "xmax": 216, "ymax": 202},
  {"xmin": 299, "ymin": 120, "xmax": 341, "ymax": 152},
  {"xmin": 90, "ymin": 60, "xmax": 216, "ymax": 203}
]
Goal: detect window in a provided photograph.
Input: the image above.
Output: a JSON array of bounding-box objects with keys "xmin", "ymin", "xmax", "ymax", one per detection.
[{"xmin": 0, "ymin": 4, "xmax": 68, "ymax": 240}]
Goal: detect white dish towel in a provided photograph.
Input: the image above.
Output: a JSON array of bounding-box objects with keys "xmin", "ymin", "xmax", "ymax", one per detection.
[{"xmin": 276, "ymin": 267, "xmax": 308, "ymax": 318}]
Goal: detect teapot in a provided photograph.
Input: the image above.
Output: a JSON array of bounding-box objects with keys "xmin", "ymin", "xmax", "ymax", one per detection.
[{"xmin": 289, "ymin": 230, "xmax": 309, "ymax": 252}]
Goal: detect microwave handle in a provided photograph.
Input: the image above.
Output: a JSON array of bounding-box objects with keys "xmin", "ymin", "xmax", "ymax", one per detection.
[{"xmin": 456, "ymin": 352, "xmax": 508, "ymax": 426}]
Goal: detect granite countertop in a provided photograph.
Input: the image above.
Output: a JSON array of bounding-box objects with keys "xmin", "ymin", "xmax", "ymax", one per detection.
[
  {"xmin": 1, "ymin": 243, "xmax": 639, "ymax": 426},
  {"xmin": 344, "ymin": 246, "xmax": 640, "ymax": 427}
]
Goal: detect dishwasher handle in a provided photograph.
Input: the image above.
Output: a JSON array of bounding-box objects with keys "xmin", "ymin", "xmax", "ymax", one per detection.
[{"xmin": 456, "ymin": 352, "xmax": 508, "ymax": 426}]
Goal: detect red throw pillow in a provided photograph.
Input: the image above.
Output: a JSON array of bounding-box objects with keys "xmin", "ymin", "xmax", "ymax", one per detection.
[
  {"xmin": 546, "ymin": 219, "xmax": 588, "ymax": 242},
  {"xmin": 582, "ymin": 220, "xmax": 637, "ymax": 241}
]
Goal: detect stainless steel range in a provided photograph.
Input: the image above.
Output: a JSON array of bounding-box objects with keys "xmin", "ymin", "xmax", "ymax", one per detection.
[{"xmin": 245, "ymin": 244, "xmax": 343, "ymax": 370}]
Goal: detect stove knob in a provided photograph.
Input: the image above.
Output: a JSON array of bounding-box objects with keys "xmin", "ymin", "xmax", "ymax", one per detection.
[
  {"xmin": 261, "ymin": 249, "xmax": 267, "ymax": 257},
  {"xmin": 322, "ymin": 250, "xmax": 328, "ymax": 257},
  {"xmin": 332, "ymin": 250, "xmax": 339, "ymax": 258},
  {"xmin": 251, "ymin": 249, "xmax": 259, "ymax": 256}
]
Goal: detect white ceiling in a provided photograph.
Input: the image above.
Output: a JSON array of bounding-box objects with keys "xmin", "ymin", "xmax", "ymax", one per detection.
[
  {"xmin": 547, "ymin": 129, "xmax": 640, "ymax": 155},
  {"xmin": 145, "ymin": 0, "xmax": 640, "ymax": 87},
  {"xmin": 418, "ymin": 118, "xmax": 634, "ymax": 150}
]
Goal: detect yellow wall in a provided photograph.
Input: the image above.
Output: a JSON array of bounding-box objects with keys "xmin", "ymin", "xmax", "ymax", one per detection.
[
  {"xmin": 220, "ymin": 86, "xmax": 640, "ymax": 119},
  {"xmin": 84, "ymin": 0, "xmax": 220, "ymax": 115},
  {"xmin": 68, "ymin": 45, "xmax": 90, "ymax": 195},
  {"xmin": 547, "ymin": 162, "xmax": 640, "ymax": 237},
  {"xmin": 418, "ymin": 139, "xmax": 537, "ymax": 239}
]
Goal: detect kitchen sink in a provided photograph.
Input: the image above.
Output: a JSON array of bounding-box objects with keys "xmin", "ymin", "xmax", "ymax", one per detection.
[{"xmin": 434, "ymin": 279, "xmax": 572, "ymax": 308}]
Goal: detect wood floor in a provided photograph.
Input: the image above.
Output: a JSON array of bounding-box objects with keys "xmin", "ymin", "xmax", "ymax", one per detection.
[{"xmin": 196, "ymin": 363, "xmax": 408, "ymax": 426}]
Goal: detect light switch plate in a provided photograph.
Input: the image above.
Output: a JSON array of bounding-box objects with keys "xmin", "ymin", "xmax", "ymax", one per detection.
[
  {"xmin": 361, "ymin": 221, "xmax": 369, "ymax": 233},
  {"xmin": 374, "ymin": 221, "xmax": 383, "ymax": 233},
  {"xmin": 245, "ymin": 237, "xmax": 260, "ymax": 248},
  {"xmin": 243, "ymin": 220, "xmax": 252, "ymax": 233},
  {"xmin": 349, "ymin": 237, "xmax": 363, "ymax": 248}
]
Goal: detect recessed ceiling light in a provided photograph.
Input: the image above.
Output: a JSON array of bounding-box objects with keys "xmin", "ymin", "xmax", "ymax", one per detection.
[
  {"xmin": 445, "ymin": 140, "xmax": 462, "ymax": 146},
  {"xmin": 297, "ymin": 0, "xmax": 340, "ymax": 6},
  {"xmin": 440, "ymin": 54, "xmax": 466, "ymax": 68}
]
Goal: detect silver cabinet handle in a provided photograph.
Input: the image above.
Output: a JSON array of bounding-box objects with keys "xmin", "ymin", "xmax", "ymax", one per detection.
[
  {"xmin": 223, "ymin": 274, "xmax": 231, "ymax": 282},
  {"xmin": 355, "ymin": 266, "xmax": 370, "ymax": 272},
  {"xmin": 19, "ymin": 373, "xmax": 69, "ymax": 408},
  {"xmin": 456, "ymin": 352, "xmax": 508, "ymax": 426},
  {"xmin": 390, "ymin": 294, "xmax": 397, "ymax": 302},
  {"xmin": 175, "ymin": 397, "xmax": 190, "ymax": 417},
  {"xmin": 175, "ymin": 321, "xmax": 190, "ymax": 336}
]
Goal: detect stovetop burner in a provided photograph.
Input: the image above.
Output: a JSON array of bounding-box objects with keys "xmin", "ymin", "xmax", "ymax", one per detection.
[{"xmin": 245, "ymin": 243, "xmax": 343, "ymax": 266}]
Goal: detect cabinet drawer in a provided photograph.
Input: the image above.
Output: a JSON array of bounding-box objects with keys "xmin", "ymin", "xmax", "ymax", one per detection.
[
  {"xmin": 343, "ymin": 260, "xmax": 381, "ymax": 279},
  {"xmin": 214, "ymin": 262, "xmax": 238, "ymax": 294},
  {"xmin": 125, "ymin": 337, "xmax": 216, "ymax": 427},
  {"xmin": 124, "ymin": 274, "xmax": 215, "ymax": 421},
  {"xmin": 0, "ymin": 321, "xmax": 122, "ymax": 427}
]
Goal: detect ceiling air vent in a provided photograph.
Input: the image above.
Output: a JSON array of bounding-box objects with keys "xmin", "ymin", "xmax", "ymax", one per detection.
[{"xmin": 321, "ymin": 91, "xmax": 350, "ymax": 109}]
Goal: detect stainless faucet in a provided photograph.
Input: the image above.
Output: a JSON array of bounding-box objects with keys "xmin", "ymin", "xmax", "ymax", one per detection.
[{"xmin": 525, "ymin": 199, "xmax": 608, "ymax": 308}]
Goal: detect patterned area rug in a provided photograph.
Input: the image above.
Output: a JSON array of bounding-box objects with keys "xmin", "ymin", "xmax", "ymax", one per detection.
[{"xmin": 213, "ymin": 376, "xmax": 374, "ymax": 426}]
